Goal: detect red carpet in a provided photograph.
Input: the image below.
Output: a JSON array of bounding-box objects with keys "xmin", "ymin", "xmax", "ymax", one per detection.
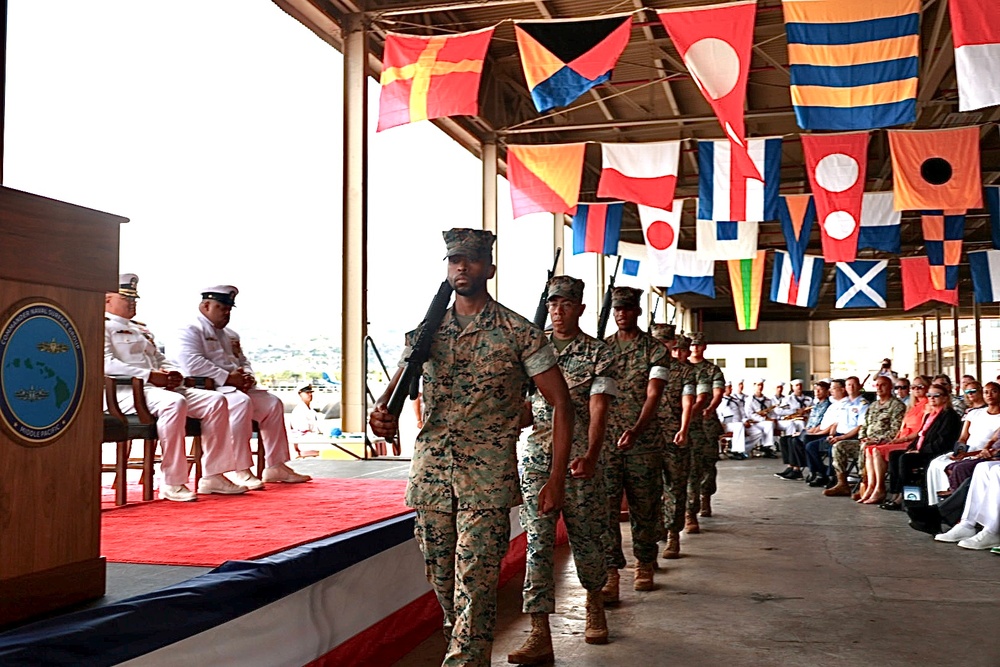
[{"xmin": 101, "ymin": 478, "xmax": 410, "ymax": 567}]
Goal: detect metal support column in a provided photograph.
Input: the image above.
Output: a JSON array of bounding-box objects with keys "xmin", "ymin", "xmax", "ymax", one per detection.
[
  {"xmin": 482, "ymin": 140, "xmax": 498, "ymax": 298},
  {"xmin": 975, "ymin": 300, "xmax": 982, "ymax": 382},
  {"xmin": 341, "ymin": 13, "xmax": 368, "ymax": 433},
  {"xmin": 922, "ymin": 316, "xmax": 928, "ymax": 375},
  {"xmin": 953, "ymin": 306, "xmax": 960, "ymax": 386},
  {"xmin": 935, "ymin": 309, "xmax": 943, "ymax": 375},
  {"xmin": 552, "ymin": 213, "xmax": 565, "ymax": 274}
]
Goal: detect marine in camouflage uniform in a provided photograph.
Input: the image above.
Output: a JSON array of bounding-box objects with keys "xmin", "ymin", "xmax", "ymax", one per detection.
[
  {"xmin": 602, "ymin": 287, "xmax": 667, "ymax": 595},
  {"xmin": 649, "ymin": 326, "xmax": 696, "ymax": 558},
  {"xmin": 825, "ymin": 375, "xmax": 906, "ymax": 497},
  {"xmin": 370, "ymin": 229, "xmax": 572, "ymax": 667},
  {"xmin": 686, "ymin": 332, "xmax": 726, "ymax": 525},
  {"xmin": 510, "ymin": 276, "xmax": 616, "ymax": 663}
]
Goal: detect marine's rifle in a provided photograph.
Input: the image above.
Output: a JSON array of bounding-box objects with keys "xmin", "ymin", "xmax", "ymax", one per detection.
[
  {"xmin": 532, "ymin": 248, "xmax": 562, "ymax": 331},
  {"xmin": 387, "ymin": 280, "xmax": 454, "ymax": 417},
  {"xmin": 596, "ymin": 256, "xmax": 622, "ymax": 339},
  {"xmin": 649, "ymin": 296, "xmax": 661, "ymax": 326}
]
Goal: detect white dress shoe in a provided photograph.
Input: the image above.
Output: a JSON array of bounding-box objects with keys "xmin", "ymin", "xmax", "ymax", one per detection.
[
  {"xmin": 198, "ymin": 474, "xmax": 249, "ymax": 495},
  {"xmin": 262, "ymin": 463, "xmax": 312, "ymax": 484},
  {"xmin": 231, "ymin": 469, "xmax": 265, "ymax": 490},
  {"xmin": 958, "ymin": 530, "xmax": 1000, "ymax": 550},
  {"xmin": 934, "ymin": 522, "xmax": 978, "ymax": 542},
  {"xmin": 160, "ymin": 484, "xmax": 197, "ymax": 502}
]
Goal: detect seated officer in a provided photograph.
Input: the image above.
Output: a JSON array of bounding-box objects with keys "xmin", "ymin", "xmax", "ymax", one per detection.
[
  {"xmin": 171, "ymin": 285, "xmax": 310, "ymax": 491},
  {"xmin": 105, "ymin": 274, "xmax": 246, "ymax": 500}
]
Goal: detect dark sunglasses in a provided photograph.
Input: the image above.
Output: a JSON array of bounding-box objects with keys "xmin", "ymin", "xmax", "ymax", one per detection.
[
  {"xmin": 894, "ymin": 385, "xmax": 909, "ymax": 390},
  {"xmin": 964, "ymin": 389, "xmax": 979, "ymax": 395},
  {"xmin": 927, "ymin": 393, "xmax": 945, "ymax": 398}
]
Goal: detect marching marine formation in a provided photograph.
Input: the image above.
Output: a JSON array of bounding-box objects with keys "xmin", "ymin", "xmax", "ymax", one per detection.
[{"xmin": 685, "ymin": 332, "xmax": 726, "ymax": 528}]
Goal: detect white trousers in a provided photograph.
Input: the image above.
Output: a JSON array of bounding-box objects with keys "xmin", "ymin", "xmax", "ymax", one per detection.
[
  {"xmin": 747, "ymin": 419, "xmax": 775, "ymax": 449},
  {"xmin": 221, "ymin": 388, "xmax": 291, "ymax": 470},
  {"xmin": 961, "ymin": 461, "xmax": 1000, "ymax": 533},
  {"xmin": 724, "ymin": 422, "xmax": 763, "ymax": 454},
  {"xmin": 117, "ymin": 386, "xmax": 236, "ymax": 486},
  {"xmin": 925, "ymin": 453, "xmax": 952, "ymax": 505}
]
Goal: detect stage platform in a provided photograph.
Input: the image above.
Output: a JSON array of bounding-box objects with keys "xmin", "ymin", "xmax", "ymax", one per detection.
[{"xmin": 0, "ymin": 459, "xmax": 461, "ymax": 667}]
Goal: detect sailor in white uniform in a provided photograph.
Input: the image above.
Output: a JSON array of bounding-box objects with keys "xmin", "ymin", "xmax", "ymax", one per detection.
[
  {"xmin": 104, "ymin": 274, "xmax": 246, "ymax": 501},
  {"xmin": 744, "ymin": 379, "xmax": 776, "ymax": 451},
  {"xmin": 171, "ymin": 285, "xmax": 311, "ymax": 491},
  {"xmin": 774, "ymin": 379, "xmax": 814, "ymax": 437},
  {"xmin": 717, "ymin": 380, "xmax": 763, "ymax": 458}
]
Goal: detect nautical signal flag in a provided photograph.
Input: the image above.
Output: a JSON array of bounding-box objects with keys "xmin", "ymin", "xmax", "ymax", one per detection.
[
  {"xmin": 668, "ymin": 249, "xmax": 716, "ymax": 298},
  {"xmin": 507, "ymin": 144, "xmax": 585, "ymax": 219},
  {"xmin": 728, "ymin": 250, "xmax": 766, "ymax": 330},
  {"xmin": 377, "ymin": 27, "xmax": 495, "ymax": 132},
  {"xmin": 802, "ymin": 132, "xmax": 868, "ymax": 263},
  {"xmin": 949, "ymin": 0, "xmax": 1000, "ymax": 112},
  {"xmin": 858, "ymin": 192, "xmax": 902, "ymax": 253},
  {"xmin": 968, "ymin": 250, "xmax": 1000, "ymax": 304},
  {"xmin": 986, "ymin": 186, "xmax": 1000, "ymax": 250},
  {"xmin": 900, "ymin": 256, "xmax": 959, "ymax": 310},
  {"xmin": 778, "ymin": 194, "xmax": 815, "ymax": 281},
  {"xmin": 697, "ymin": 137, "xmax": 782, "ymax": 223},
  {"xmin": 597, "ymin": 141, "xmax": 681, "ymax": 210},
  {"xmin": 514, "ymin": 15, "xmax": 632, "ymax": 113},
  {"xmin": 638, "ymin": 200, "xmax": 683, "ymax": 286},
  {"xmin": 771, "ymin": 250, "xmax": 824, "ymax": 309},
  {"xmin": 658, "ymin": 1, "xmax": 762, "ymax": 181},
  {"xmin": 921, "ymin": 210, "xmax": 965, "ymax": 291},
  {"xmin": 888, "ymin": 127, "xmax": 983, "ymax": 212},
  {"xmin": 613, "ymin": 241, "xmax": 647, "ymax": 286},
  {"xmin": 782, "ymin": 0, "xmax": 919, "ymax": 130},
  {"xmin": 696, "ymin": 220, "xmax": 758, "ymax": 261},
  {"xmin": 835, "ymin": 260, "xmax": 887, "ymax": 309},
  {"xmin": 571, "ymin": 203, "xmax": 624, "ymax": 256}
]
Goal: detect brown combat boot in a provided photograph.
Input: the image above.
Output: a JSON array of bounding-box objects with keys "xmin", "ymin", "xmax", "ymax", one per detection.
[
  {"xmin": 585, "ymin": 590, "xmax": 609, "ymax": 645},
  {"xmin": 601, "ymin": 567, "xmax": 620, "ymax": 604},
  {"xmin": 661, "ymin": 530, "xmax": 681, "ymax": 559},
  {"xmin": 699, "ymin": 495, "xmax": 712, "ymax": 517},
  {"xmin": 507, "ymin": 612, "xmax": 553, "ymax": 665},
  {"xmin": 685, "ymin": 511, "xmax": 701, "ymax": 534},
  {"xmin": 633, "ymin": 561, "xmax": 654, "ymax": 591},
  {"xmin": 824, "ymin": 472, "xmax": 852, "ymax": 497}
]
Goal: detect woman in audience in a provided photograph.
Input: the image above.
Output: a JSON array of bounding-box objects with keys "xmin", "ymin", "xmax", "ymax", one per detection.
[
  {"xmin": 857, "ymin": 376, "xmax": 930, "ymax": 503},
  {"xmin": 933, "ymin": 457, "xmax": 1000, "ymax": 550},
  {"xmin": 878, "ymin": 383, "xmax": 962, "ymax": 510},
  {"xmin": 926, "ymin": 382, "xmax": 1000, "ymax": 500}
]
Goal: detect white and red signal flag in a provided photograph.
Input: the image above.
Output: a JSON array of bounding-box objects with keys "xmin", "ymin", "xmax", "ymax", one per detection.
[
  {"xmin": 658, "ymin": 1, "xmax": 762, "ymax": 181},
  {"xmin": 638, "ymin": 199, "xmax": 684, "ymax": 286},
  {"xmin": 597, "ymin": 141, "xmax": 681, "ymax": 210},
  {"xmin": 802, "ymin": 132, "xmax": 869, "ymax": 263},
  {"xmin": 949, "ymin": 0, "xmax": 1000, "ymax": 111}
]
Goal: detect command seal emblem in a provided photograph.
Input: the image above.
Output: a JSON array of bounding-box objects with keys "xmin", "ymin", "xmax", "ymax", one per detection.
[{"xmin": 0, "ymin": 301, "xmax": 85, "ymax": 445}]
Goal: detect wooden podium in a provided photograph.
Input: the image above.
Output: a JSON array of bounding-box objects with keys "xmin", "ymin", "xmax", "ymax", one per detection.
[{"xmin": 0, "ymin": 187, "xmax": 126, "ymax": 625}]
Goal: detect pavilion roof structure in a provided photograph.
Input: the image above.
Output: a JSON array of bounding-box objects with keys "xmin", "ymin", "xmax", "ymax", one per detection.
[{"xmin": 274, "ymin": 0, "xmax": 1000, "ymax": 322}]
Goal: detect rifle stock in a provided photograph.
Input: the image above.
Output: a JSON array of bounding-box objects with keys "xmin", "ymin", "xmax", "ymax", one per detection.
[
  {"xmin": 387, "ymin": 280, "xmax": 454, "ymax": 417},
  {"xmin": 533, "ymin": 248, "xmax": 562, "ymax": 331},
  {"xmin": 597, "ymin": 256, "xmax": 622, "ymax": 339}
]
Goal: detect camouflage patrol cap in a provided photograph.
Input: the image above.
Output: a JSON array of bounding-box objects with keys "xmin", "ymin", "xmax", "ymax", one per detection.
[
  {"xmin": 649, "ymin": 323, "xmax": 676, "ymax": 342},
  {"xmin": 547, "ymin": 275, "xmax": 585, "ymax": 303},
  {"xmin": 689, "ymin": 332, "xmax": 706, "ymax": 346},
  {"xmin": 611, "ymin": 286, "xmax": 643, "ymax": 308},
  {"xmin": 442, "ymin": 228, "xmax": 495, "ymax": 260},
  {"xmin": 118, "ymin": 273, "xmax": 140, "ymax": 298},
  {"xmin": 674, "ymin": 334, "xmax": 691, "ymax": 350}
]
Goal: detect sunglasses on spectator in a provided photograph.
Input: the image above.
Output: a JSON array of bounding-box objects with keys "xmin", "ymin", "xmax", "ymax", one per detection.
[
  {"xmin": 894, "ymin": 385, "xmax": 909, "ymax": 389},
  {"xmin": 927, "ymin": 393, "xmax": 945, "ymax": 398},
  {"xmin": 964, "ymin": 389, "xmax": 979, "ymax": 395},
  {"xmin": 912, "ymin": 385, "xmax": 927, "ymax": 390}
]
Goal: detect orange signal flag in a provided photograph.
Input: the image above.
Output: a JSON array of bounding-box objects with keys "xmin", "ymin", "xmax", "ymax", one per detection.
[{"xmin": 888, "ymin": 126, "xmax": 983, "ymax": 211}]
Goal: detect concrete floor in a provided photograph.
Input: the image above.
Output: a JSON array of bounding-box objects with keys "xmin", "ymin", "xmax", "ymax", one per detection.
[{"xmin": 397, "ymin": 458, "xmax": 1000, "ymax": 667}]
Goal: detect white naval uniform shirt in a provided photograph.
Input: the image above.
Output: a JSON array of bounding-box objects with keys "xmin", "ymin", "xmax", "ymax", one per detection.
[
  {"xmin": 717, "ymin": 394, "xmax": 746, "ymax": 423},
  {"xmin": 105, "ymin": 313, "xmax": 177, "ymax": 381},
  {"xmin": 171, "ymin": 313, "xmax": 250, "ymax": 391}
]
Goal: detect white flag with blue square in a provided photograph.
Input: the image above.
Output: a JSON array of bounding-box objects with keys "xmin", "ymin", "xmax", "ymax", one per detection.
[{"xmin": 696, "ymin": 219, "xmax": 757, "ymax": 260}]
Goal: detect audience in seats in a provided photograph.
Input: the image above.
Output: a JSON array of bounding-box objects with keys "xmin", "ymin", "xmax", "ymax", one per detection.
[
  {"xmin": 804, "ymin": 376, "xmax": 869, "ymax": 489},
  {"xmin": 732, "ymin": 379, "xmax": 748, "ymax": 407},
  {"xmin": 933, "ymin": 374, "xmax": 966, "ymax": 417},
  {"xmin": 878, "ymin": 383, "xmax": 962, "ymax": 511},
  {"xmin": 775, "ymin": 381, "xmax": 832, "ymax": 481},
  {"xmin": 771, "ymin": 382, "xmax": 786, "ymax": 409},
  {"xmin": 929, "ymin": 382, "xmax": 1000, "ymax": 500},
  {"xmin": 717, "ymin": 380, "xmax": 763, "ymax": 459},
  {"xmin": 857, "ymin": 376, "xmax": 930, "ymax": 502},
  {"xmin": 743, "ymin": 380, "xmax": 776, "ymax": 454},
  {"xmin": 933, "ymin": 459, "xmax": 1000, "ymax": 550},
  {"xmin": 774, "ymin": 379, "xmax": 813, "ymax": 438},
  {"xmin": 894, "ymin": 377, "xmax": 912, "ymax": 408},
  {"xmin": 823, "ymin": 375, "xmax": 905, "ymax": 497}
]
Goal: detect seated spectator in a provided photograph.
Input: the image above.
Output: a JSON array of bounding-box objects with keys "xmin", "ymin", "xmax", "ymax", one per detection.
[
  {"xmin": 744, "ymin": 379, "xmax": 776, "ymax": 453},
  {"xmin": 717, "ymin": 380, "xmax": 762, "ymax": 459},
  {"xmin": 288, "ymin": 381, "xmax": 324, "ymax": 458},
  {"xmin": 804, "ymin": 376, "xmax": 869, "ymax": 488},
  {"xmin": 878, "ymin": 383, "xmax": 962, "ymax": 510},
  {"xmin": 937, "ymin": 383, "xmax": 1000, "ymax": 495},
  {"xmin": 857, "ymin": 376, "xmax": 930, "ymax": 502},
  {"xmin": 962, "ymin": 380, "xmax": 986, "ymax": 411},
  {"xmin": 894, "ymin": 377, "xmax": 912, "ymax": 408},
  {"xmin": 824, "ymin": 375, "xmax": 905, "ymax": 497},
  {"xmin": 933, "ymin": 374, "xmax": 966, "ymax": 417},
  {"xmin": 776, "ymin": 380, "xmax": 839, "ymax": 481},
  {"xmin": 774, "ymin": 379, "xmax": 813, "ymax": 438},
  {"xmin": 933, "ymin": 459, "xmax": 1000, "ymax": 550}
]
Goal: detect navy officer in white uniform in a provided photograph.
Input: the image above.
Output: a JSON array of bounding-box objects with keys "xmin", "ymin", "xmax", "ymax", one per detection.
[
  {"xmin": 105, "ymin": 274, "xmax": 247, "ymax": 500},
  {"xmin": 171, "ymin": 285, "xmax": 310, "ymax": 489}
]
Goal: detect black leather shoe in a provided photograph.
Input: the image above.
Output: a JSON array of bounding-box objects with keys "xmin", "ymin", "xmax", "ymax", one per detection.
[
  {"xmin": 808, "ymin": 476, "xmax": 829, "ymax": 488},
  {"xmin": 762, "ymin": 449, "xmax": 777, "ymax": 458},
  {"xmin": 785, "ymin": 469, "xmax": 803, "ymax": 480},
  {"xmin": 774, "ymin": 467, "xmax": 794, "ymax": 478},
  {"xmin": 880, "ymin": 501, "xmax": 903, "ymax": 511},
  {"xmin": 805, "ymin": 472, "xmax": 817, "ymax": 484}
]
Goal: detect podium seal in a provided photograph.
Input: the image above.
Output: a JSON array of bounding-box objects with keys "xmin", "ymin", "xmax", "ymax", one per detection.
[{"xmin": 0, "ymin": 301, "xmax": 85, "ymax": 445}]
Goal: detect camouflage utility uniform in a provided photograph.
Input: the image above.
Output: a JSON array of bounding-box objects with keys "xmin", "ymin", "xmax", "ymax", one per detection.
[
  {"xmin": 404, "ymin": 297, "xmax": 557, "ymax": 667},
  {"xmin": 831, "ymin": 396, "xmax": 906, "ymax": 475},
  {"xmin": 687, "ymin": 358, "xmax": 726, "ymax": 514},
  {"xmin": 655, "ymin": 355, "xmax": 697, "ymax": 533},
  {"xmin": 520, "ymin": 331, "xmax": 617, "ymax": 613},
  {"xmin": 603, "ymin": 331, "xmax": 668, "ymax": 568}
]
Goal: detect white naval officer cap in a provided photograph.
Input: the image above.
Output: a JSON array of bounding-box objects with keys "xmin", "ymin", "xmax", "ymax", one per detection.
[
  {"xmin": 201, "ymin": 284, "xmax": 239, "ymax": 307},
  {"xmin": 296, "ymin": 381, "xmax": 314, "ymax": 393},
  {"xmin": 118, "ymin": 273, "xmax": 140, "ymax": 298}
]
